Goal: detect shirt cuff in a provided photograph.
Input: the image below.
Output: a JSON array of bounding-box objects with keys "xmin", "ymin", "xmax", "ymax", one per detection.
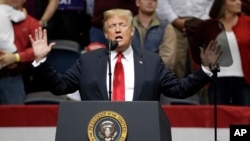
[
  {"xmin": 32, "ymin": 58, "xmax": 47, "ymax": 67},
  {"xmin": 201, "ymin": 65, "xmax": 213, "ymax": 77}
]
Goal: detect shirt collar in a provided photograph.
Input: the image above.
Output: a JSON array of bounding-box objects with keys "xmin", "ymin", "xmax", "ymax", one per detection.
[
  {"xmin": 132, "ymin": 15, "xmax": 160, "ymax": 28},
  {"xmin": 111, "ymin": 45, "xmax": 133, "ymax": 61}
]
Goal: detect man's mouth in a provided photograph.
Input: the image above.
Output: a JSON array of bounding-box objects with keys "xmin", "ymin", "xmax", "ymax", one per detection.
[{"xmin": 115, "ymin": 36, "xmax": 123, "ymax": 41}]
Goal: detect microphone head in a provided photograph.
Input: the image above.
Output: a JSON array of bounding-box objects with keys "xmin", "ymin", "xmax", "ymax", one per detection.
[{"xmin": 109, "ymin": 40, "xmax": 118, "ymax": 51}]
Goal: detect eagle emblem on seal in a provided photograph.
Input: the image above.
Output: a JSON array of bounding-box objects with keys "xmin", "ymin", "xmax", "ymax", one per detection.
[{"xmin": 99, "ymin": 121, "xmax": 118, "ymax": 141}]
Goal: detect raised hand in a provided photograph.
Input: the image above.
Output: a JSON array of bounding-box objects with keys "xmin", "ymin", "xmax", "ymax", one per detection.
[
  {"xmin": 29, "ymin": 27, "xmax": 55, "ymax": 62},
  {"xmin": 200, "ymin": 40, "xmax": 222, "ymax": 67}
]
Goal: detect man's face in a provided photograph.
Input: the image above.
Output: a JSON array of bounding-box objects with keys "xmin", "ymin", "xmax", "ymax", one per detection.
[
  {"xmin": 7, "ymin": 0, "xmax": 25, "ymax": 10},
  {"xmin": 104, "ymin": 15, "xmax": 134, "ymax": 52},
  {"xmin": 136, "ymin": 0, "xmax": 157, "ymax": 14}
]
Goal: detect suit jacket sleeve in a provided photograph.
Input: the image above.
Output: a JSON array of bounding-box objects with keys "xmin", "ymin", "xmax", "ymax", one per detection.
[
  {"xmin": 158, "ymin": 57, "xmax": 211, "ymax": 99},
  {"xmin": 33, "ymin": 58, "xmax": 81, "ymax": 95}
]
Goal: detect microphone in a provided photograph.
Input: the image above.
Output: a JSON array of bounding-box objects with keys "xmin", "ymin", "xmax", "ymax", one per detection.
[
  {"xmin": 107, "ymin": 40, "xmax": 118, "ymax": 100},
  {"xmin": 108, "ymin": 40, "xmax": 118, "ymax": 51}
]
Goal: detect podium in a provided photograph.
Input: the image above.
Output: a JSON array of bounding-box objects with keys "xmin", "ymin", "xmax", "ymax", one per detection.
[{"xmin": 55, "ymin": 101, "xmax": 172, "ymax": 141}]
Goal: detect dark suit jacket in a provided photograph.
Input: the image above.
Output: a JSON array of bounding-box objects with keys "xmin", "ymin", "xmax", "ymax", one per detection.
[{"xmin": 35, "ymin": 46, "xmax": 210, "ymax": 101}]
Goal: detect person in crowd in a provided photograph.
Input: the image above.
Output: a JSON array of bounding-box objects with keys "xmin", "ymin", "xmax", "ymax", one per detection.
[
  {"xmin": 29, "ymin": 9, "xmax": 221, "ymax": 101},
  {"xmin": 49, "ymin": 0, "xmax": 89, "ymax": 47},
  {"xmin": 132, "ymin": 0, "xmax": 176, "ymax": 71},
  {"xmin": 155, "ymin": 0, "xmax": 214, "ymax": 104},
  {"xmin": 0, "ymin": 0, "xmax": 40, "ymax": 104},
  {"xmin": 86, "ymin": 0, "xmax": 138, "ymax": 46},
  {"xmin": 0, "ymin": 0, "xmax": 26, "ymax": 53},
  {"xmin": 24, "ymin": 0, "xmax": 58, "ymax": 27},
  {"xmin": 24, "ymin": 0, "xmax": 58, "ymax": 41},
  {"xmin": 156, "ymin": 0, "xmax": 214, "ymax": 79},
  {"xmin": 190, "ymin": 0, "xmax": 250, "ymax": 106}
]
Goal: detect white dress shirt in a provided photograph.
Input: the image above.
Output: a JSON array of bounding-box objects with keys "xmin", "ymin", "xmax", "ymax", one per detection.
[
  {"xmin": 107, "ymin": 46, "xmax": 135, "ymax": 101},
  {"xmin": 156, "ymin": 0, "xmax": 214, "ymax": 23}
]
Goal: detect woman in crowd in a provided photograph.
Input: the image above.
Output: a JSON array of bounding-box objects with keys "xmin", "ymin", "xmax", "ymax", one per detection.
[{"xmin": 190, "ymin": 0, "xmax": 250, "ymax": 106}]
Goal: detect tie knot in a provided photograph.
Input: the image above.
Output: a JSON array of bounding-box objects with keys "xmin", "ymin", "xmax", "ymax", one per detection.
[{"xmin": 117, "ymin": 53, "xmax": 123, "ymax": 60}]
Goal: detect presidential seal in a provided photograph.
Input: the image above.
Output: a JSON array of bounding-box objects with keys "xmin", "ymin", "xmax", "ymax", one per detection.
[{"xmin": 87, "ymin": 111, "xmax": 127, "ymax": 141}]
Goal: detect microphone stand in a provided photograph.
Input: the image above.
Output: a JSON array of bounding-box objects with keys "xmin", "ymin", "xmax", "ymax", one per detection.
[
  {"xmin": 108, "ymin": 41, "xmax": 112, "ymax": 101},
  {"xmin": 209, "ymin": 63, "xmax": 220, "ymax": 141},
  {"xmin": 107, "ymin": 40, "xmax": 118, "ymax": 100}
]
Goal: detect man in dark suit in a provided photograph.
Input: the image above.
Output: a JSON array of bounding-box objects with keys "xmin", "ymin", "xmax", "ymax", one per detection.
[{"xmin": 29, "ymin": 9, "xmax": 221, "ymax": 101}]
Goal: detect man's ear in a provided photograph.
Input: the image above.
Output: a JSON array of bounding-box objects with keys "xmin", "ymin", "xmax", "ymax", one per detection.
[
  {"xmin": 104, "ymin": 29, "xmax": 108, "ymax": 40},
  {"xmin": 104, "ymin": 33, "xmax": 108, "ymax": 40},
  {"xmin": 130, "ymin": 26, "xmax": 135, "ymax": 37}
]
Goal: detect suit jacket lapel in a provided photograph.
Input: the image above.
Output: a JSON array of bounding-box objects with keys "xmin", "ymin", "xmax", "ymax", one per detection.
[
  {"xmin": 96, "ymin": 50, "xmax": 109, "ymax": 100},
  {"xmin": 132, "ymin": 47, "xmax": 144, "ymax": 100}
]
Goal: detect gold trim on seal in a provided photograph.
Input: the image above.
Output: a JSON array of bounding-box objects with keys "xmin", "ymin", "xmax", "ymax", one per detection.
[{"xmin": 87, "ymin": 111, "xmax": 127, "ymax": 141}]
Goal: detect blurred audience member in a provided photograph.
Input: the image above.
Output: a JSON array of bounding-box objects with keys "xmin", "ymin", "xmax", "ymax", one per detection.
[
  {"xmin": 24, "ymin": 0, "xmax": 58, "ymax": 27},
  {"xmin": 191, "ymin": 0, "xmax": 250, "ymax": 106},
  {"xmin": 24, "ymin": 0, "xmax": 59, "ymax": 42},
  {"xmin": 0, "ymin": 0, "xmax": 39, "ymax": 104},
  {"xmin": 132, "ymin": 0, "xmax": 176, "ymax": 71},
  {"xmin": 156, "ymin": 0, "xmax": 214, "ymax": 105},
  {"xmin": 0, "ymin": 0, "xmax": 26, "ymax": 53},
  {"xmin": 156, "ymin": 0, "xmax": 214, "ymax": 78},
  {"xmin": 49, "ymin": 0, "xmax": 89, "ymax": 48},
  {"xmin": 87, "ymin": 0, "xmax": 138, "ymax": 45}
]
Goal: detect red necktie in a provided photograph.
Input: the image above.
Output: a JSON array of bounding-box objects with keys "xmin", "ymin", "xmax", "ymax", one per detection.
[{"xmin": 112, "ymin": 53, "xmax": 125, "ymax": 101}]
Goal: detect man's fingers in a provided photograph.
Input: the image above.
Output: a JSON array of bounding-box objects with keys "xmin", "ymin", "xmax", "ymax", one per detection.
[
  {"xmin": 199, "ymin": 47, "xmax": 204, "ymax": 54},
  {"xmin": 38, "ymin": 27, "xmax": 43, "ymax": 39},
  {"xmin": 29, "ymin": 34, "xmax": 34, "ymax": 44},
  {"xmin": 212, "ymin": 40, "xmax": 219, "ymax": 52},
  {"xmin": 49, "ymin": 42, "xmax": 56, "ymax": 48},
  {"xmin": 31, "ymin": 28, "xmax": 48, "ymax": 44},
  {"xmin": 35, "ymin": 29, "xmax": 38, "ymax": 40},
  {"xmin": 215, "ymin": 45, "xmax": 221, "ymax": 55},
  {"xmin": 207, "ymin": 40, "xmax": 214, "ymax": 50},
  {"xmin": 43, "ymin": 29, "xmax": 47, "ymax": 40}
]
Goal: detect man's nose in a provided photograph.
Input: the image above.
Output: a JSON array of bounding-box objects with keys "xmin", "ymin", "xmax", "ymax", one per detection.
[{"xmin": 115, "ymin": 26, "xmax": 121, "ymax": 33}]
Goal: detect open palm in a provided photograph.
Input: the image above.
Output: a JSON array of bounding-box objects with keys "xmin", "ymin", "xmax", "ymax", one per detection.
[
  {"xmin": 29, "ymin": 27, "xmax": 55, "ymax": 62},
  {"xmin": 200, "ymin": 40, "xmax": 222, "ymax": 67}
]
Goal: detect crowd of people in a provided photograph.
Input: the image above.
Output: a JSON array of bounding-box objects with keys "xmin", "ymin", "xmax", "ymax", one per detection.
[{"xmin": 0, "ymin": 0, "xmax": 249, "ymax": 106}]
